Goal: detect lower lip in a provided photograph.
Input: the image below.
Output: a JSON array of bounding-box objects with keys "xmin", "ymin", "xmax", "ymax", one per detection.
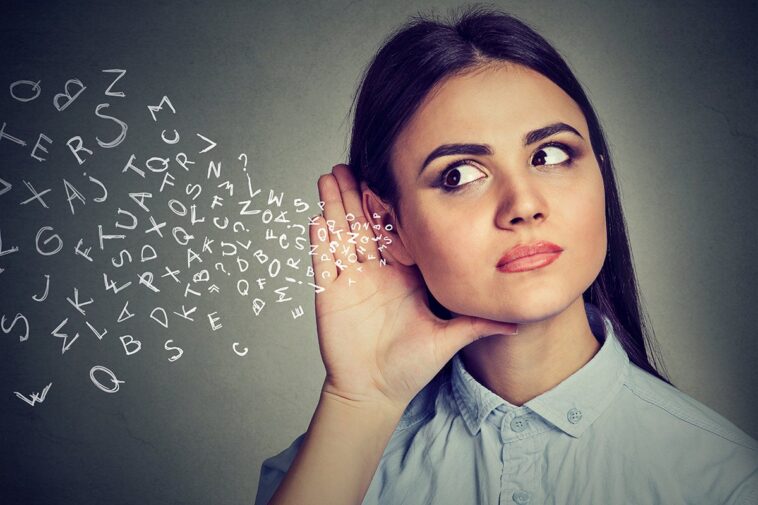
[{"xmin": 497, "ymin": 252, "xmax": 562, "ymax": 273}]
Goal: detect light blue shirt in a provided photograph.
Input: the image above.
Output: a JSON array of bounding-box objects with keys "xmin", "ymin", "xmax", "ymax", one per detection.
[{"xmin": 256, "ymin": 303, "xmax": 758, "ymax": 504}]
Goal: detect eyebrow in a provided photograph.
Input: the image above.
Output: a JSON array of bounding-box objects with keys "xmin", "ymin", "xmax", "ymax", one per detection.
[{"xmin": 418, "ymin": 122, "xmax": 584, "ymax": 177}]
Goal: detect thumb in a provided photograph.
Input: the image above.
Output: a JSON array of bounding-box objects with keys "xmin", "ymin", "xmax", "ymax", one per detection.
[{"xmin": 436, "ymin": 315, "xmax": 519, "ymax": 358}]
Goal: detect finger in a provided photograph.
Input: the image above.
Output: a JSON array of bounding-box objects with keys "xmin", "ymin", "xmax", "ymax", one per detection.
[
  {"xmin": 436, "ymin": 316, "xmax": 519, "ymax": 359},
  {"xmin": 329, "ymin": 165, "xmax": 358, "ymax": 264},
  {"xmin": 318, "ymin": 173, "xmax": 351, "ymax": 274},
  {"xmin": 309, "ymin": 214, "xmax": 336, "ymax": 290},
  {"xmin": 330, "ymin": 164, "xmax": 380, "ymax": 263}
]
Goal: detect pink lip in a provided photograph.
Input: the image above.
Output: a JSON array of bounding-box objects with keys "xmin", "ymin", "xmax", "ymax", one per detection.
[{"xmin": 496, "ymin": 240, "xmax": 563, "ymax": 273}]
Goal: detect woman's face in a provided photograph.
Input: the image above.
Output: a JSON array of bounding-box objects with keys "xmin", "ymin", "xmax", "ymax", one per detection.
[{"xmin": 386, "ymin": 63, "xmax": 607, "ymax": 323}]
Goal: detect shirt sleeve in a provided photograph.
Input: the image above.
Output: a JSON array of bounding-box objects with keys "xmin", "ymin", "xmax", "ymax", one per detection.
[{"xmin": 254, "ymin": 432, "xmax": 307, "ymax": 505}]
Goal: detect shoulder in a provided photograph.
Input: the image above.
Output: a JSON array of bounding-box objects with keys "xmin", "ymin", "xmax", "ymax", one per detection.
[
  {"xmin": 556, "ymin": 358, "xmax": 758, "ymax": 504},
  {"xmin": 608, "ymin": 362, "xmax": 758, "ymax": 502},
  {"xmin": 620, "ymin": 362, "xmax": 757, "ymax": 452}
]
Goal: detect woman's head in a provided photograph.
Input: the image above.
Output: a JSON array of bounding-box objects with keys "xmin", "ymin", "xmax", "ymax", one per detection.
[
  {"xmin": 348, "ymin": 6, "xmax": 672, "ymax": 384},
  {"xmin": 374, "ymin": 62, "xmax": 607, "ymax": 327}
]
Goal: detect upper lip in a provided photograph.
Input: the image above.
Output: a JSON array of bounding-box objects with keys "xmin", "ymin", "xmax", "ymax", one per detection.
[{"xmin": 496, "ymin": 240, "xmax": 564, "ymax": 268}]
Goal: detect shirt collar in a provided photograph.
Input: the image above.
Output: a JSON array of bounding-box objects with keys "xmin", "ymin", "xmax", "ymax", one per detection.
[{"xmin": 450, "ymin": 302, "xmax": 630, "ymax": 438}]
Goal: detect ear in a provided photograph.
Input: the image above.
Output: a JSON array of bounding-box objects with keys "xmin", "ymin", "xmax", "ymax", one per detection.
[{"xmin": 360, "ymin": 181, "xmax": 416, "ymax": 267}]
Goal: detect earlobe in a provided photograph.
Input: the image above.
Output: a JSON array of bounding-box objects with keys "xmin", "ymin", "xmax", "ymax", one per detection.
[{"xmin": 360, "ymin": 185, "xmax": 416, "ymax": 267}]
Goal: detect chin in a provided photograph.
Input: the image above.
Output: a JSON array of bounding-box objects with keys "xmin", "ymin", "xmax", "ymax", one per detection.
[{"xmin": 448, "ymin": 289, "xmax": 578, "ymax": 324}]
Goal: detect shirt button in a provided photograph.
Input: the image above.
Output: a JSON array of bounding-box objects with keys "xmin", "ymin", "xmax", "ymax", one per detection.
[
  {"xmin": 512, "ymin": 490, "xmax": 530, "ymax": 504},
  {"xmin": 510, "ymin": 416, "xmax": 528, "ymax": 432},
  {"xmin": 567, "ymin": 407, "xmax": 583, "ymax": 424}
]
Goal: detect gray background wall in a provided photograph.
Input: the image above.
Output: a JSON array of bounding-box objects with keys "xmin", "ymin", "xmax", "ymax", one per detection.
[{"xmin": 0, "ymin": 1, "xmax": 755, "ymax": 504}]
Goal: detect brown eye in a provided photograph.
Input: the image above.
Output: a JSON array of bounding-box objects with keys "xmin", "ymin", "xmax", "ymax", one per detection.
[
  {"xmin": 532, "ymin": 145, "xmax": 571, "ymax": 166},
  {"xmin": 439, "ymin": 162, "xmax": 486, "ymax": 192},
  {"xmin": 444, "ymin": 168, "xmax": 461, "ymax": 186}
]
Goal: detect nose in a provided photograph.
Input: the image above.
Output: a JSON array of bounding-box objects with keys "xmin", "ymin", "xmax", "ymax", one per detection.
[{"xmin": 494, "ymin": 176, "xmax": 548, "ymax": 229}]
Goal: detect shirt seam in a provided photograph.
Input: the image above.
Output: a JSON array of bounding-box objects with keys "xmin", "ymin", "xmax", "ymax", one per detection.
[{"xmin": 622, "ymin": 381, "xmax": 758, "ymax": 452}]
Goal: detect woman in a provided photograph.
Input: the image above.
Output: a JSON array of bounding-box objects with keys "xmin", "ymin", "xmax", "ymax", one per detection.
[{"xmin": 256, "ymin": 7, "xmax": 757, "ymax": 505}]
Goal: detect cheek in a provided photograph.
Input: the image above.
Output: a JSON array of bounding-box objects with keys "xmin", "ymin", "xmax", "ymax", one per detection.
[
  {"xmin": 571, "ymin": 174, "xmax": 607, "ymax": 270},
  {"xmin": 407, "ymin": 210, "xmax": 479, "ymax": 282}
]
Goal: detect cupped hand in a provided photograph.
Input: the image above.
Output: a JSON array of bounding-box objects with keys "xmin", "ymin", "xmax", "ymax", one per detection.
[{"xmin": 310, "ymin": 164, "xmax": 518, "ymax": 413}]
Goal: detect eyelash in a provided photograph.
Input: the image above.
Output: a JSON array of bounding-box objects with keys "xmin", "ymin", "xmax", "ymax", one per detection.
[{"xmin": 436, "ymin": 141, "xmax": 577, "ymax": 194}]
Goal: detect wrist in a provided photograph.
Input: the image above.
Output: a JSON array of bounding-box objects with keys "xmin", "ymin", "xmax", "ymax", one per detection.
[
  {"xmin": 307, "ymin": 387, "xmax": 405, "ymax": 468},
  {"xmin": 319, "ymin": 386, "xmax": 406, "ymax": 425}
]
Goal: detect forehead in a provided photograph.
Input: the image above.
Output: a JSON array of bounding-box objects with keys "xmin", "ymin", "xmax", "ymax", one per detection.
[{"xmin": 391, "ymin": 63, "xmax": 588, "ymax": 168}]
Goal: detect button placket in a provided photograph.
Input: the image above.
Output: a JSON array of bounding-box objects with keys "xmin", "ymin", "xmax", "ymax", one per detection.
[{"xmin": 509, "ymin": 415, "xmax": 529, "ymax": 433}]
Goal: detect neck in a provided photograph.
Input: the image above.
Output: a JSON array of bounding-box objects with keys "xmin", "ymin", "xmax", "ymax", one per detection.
[{"xmin": 459, "ymin": 297, "xmax": 601, "ymax": 407}]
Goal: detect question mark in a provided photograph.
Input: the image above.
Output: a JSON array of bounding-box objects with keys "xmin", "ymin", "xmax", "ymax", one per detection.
[
  {"xmin": 215, "ymin": 262, "xmax": 230, "ymax": 276},
  {"xmin": 238, "ymin": 153, "xmax": 248, "ymax": 172}
]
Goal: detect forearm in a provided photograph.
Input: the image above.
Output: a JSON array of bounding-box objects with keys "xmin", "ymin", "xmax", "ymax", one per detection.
[{"xmin": 268, "ymin": 390, "xmax": 404, "ymax": 505}]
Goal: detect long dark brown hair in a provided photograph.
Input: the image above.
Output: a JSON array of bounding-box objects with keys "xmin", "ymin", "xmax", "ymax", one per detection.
[{"xmin": 346, "ymin": 5, "xmax": 673, "ymax": 385}]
